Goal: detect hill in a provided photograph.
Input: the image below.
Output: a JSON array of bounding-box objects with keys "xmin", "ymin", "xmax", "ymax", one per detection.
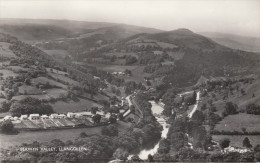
[
  {"xmin": 0, "ymin": 18, "xmax": 161, "ymax": 42},
  {"xmin": 200, "ymin": 32, "xmax": 260, "ymax": 53},
  {"xmin": 0, "ymin": 32, "xmax": 115, "ymax": 117}
]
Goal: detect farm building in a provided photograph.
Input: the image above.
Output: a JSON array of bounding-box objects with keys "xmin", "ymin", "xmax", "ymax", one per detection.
[{"xmin": 29, "ymin": 114, "xmax": 40, "ymax": 120}]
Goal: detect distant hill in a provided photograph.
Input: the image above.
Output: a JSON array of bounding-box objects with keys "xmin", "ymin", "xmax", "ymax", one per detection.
[
  {"xmin": 126, "ymin": 28, "xmax": 224, "ymax": 50},
  {"xmin": 0, "ymin": 18, "xmax": 162, "ymax": 41},
  {"xmin": 199, "ymin": 32, "xmax": 260, "ymax": 53}
]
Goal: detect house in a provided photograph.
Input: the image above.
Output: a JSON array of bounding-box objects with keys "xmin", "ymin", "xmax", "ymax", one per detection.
[
  {"xmin": 41, "ymin": 115, "xmax": 49, "ymax": 119},
  {"xmin": 58, "ymin": 114, "xmax": 66, "ymax": 119},
  {"xmin": 4, "ymin": 115, "xmax": 13, "ymax": 121},
  {"xmin": 29, "ymin": 114, "xmax": 40, "ymax": 120},
  {"xmin": 13, "ymin": 117, "xmax": 19, "ymax": 121},
  {"xmin": 77, "ymin": 112, "xmax": 92, "ymax": 118},
  {"xmin": 67, "ymin": 112, "xmax": 78, "ymax": 118},
  {"xmin": 96, "ymin": 111, "xmax": 105, "ymax": 116},
  {"xmin": 224, "ymin": 146, "xmax": 251, "ymax": 153},
  {"xmin": 20, "ymin": 115, "xmax": 28, "ymax": 120},
  {"xmin": 50, "ymin": 113, "xmax": 59, "ymax": 119}
]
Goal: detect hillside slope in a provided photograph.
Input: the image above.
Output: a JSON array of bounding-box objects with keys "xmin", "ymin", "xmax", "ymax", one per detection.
[{"xmin": 200, "ymin": 32, "xmax": 260, "ymax": 53}]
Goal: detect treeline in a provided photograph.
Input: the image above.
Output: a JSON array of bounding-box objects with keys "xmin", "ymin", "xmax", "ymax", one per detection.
[
  {"xmin": 9, "ymin": 97, "xmax": 54, "ymax": 117},
  {"xmin": 210, "ymin": 130, "xmax": 260, "ymax": 135}
]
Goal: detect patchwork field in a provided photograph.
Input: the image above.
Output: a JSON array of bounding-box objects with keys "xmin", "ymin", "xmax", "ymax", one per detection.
[{"xmin": 214, "ymin": 113, "xmax": 260, "ymax": 132}]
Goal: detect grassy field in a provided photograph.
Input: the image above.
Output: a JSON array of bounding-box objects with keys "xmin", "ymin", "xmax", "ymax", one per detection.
[
  {"xmin": 0, "ymin": 69, "xmax": 18, "ymax": 79},
  {"xmin": 43, "ymin": 49, "xmax": 69, "ymax": 59},
  {"xmin": 48, "ymin": 72, "xmax": 81, "ymax": 86},
  {"xmin": 18, "ymin": 85, "xmax": 42, "ymax": 95},
  {"xmin": 212, "ymin": 135, "xmax": 260, "ymax": 148},
  {"xmin": 0, "ymin": 120, "xmax": 130, "ymax": 149},
  {"xmin": 50, "ymin": 98, "xmax": 102, "ymax": 113},
  {"xmin": 0, "ymin": 42, "xmax": 17, "ymax": 58},
  {"xmin": 31, "ymin": 76, "xmax": 67, "ymax": 89},
  {"xmin": 214, "ymin": 113, "xmax": 260, "ymax": 132},
  {"xmin": 88, "ymin": 63, "xmax": 150, "ymax": 84}
]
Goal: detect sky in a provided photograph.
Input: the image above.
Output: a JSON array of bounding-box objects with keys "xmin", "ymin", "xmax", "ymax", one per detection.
[{"xmin": 0, "ymin": 0, "xmax": 259, "ymax": 37}]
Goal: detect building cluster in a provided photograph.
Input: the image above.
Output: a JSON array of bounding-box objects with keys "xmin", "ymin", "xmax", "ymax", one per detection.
[
  {"xmin": 2, "ymin": 111, "xmax": 109, "ymax": 121},
  {"xmin": 223, "ymin": 146, "xmax": 251, "ymax": 153},
  {"xmin": 112, "ymin": 71, "xmax": 125, "ymax": 76}
]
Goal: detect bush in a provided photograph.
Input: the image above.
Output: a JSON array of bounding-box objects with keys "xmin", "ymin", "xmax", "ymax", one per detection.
[
  {"xmin": 246, "ymin": 104, "xmax": 260, "ymax": 115},
  {"xmin": 219, "ymin": 138, "xmax": 230, "ymax": 149}
]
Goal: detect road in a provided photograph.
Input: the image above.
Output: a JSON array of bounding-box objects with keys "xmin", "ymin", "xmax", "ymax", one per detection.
[{"xmin": 188, "ymin": 91, "xmax": 200, "ymax": 118}]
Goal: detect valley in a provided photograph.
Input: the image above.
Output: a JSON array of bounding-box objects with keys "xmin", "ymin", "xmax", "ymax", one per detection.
[{"xmin": 0, "ymin": 18, "xmax": 260, "ymax": 162}]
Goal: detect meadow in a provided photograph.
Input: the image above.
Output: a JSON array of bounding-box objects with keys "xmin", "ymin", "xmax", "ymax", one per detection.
[
  {"xmin": 212, "ymin": 135, "xmax": 260, "ymax": 148},
  {"xmin": 50, "ymin": 98, "xmax": 102, "ymax": 113},
  {"xmin": 214, "ymin": 113, "xmax": 260, "ymax": 132}
]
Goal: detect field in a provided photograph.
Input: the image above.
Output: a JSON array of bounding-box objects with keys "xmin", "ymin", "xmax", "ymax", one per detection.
[
  {"xmin": 43, "ymin": 49, "xmax": 69, "ymax": 59},
  {"xmin": 214, "ymin": 113, "xmax": 260, "ymax": 132},
  {"xmin": 0, "ymin": 69, "xmax": 18, "ymax": 79},
  {"xmin": 50, "ymin": 98, "xmax": 102, "ymax": 113},
  {"xmin": 31, "ymin": 76, "xmax": 67, "ymax": 89},
  {"xmin": 0, "ymin": 120, "xmax": 130, "ymax": 149},
  {"xmin": 18, "ymin": 85, "xmax": 42, "ymax": 95},
  {"xmin": 88, "ymin": 63, "xmax": 149, "ymax": 84},
  {"xmin": 0, "ymin": 42, "xmax": 17, "ymax": 58},
  {"xmin": 48, "ymin": 72, "xmax": 81, "ymax": 86},
  {"xmin": 212, "ymin": 135, "xmax": 260, "ymax": 148}
]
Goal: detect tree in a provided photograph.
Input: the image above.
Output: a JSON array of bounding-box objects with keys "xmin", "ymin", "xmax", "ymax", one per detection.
[
  {"xmin": 0, "ymin": 120, "xmax": 16, "ymax": 134},
  {"xmin": 219, "ymin": 138, "xmax": 230, "ymax": 149},
  {"xmin": 24, "ymin": 78, "xmax": 31, "ymax": 85},
  {"xmin": 90, "ymin": 107, "xmax": 98, "ymax": 114},
  {"xmin": 109, "ymin": 114, "xmax": 117, "ymax": 123},
  {"xmin": 101, "ymin": 125, "xmax": 118, "ymax": 137},
  {"xmin": 117, "ymin": 113, "xmax": 124, "ymax": 120},
  {"xmin": 148, "ymin": 154, "xmax": 154, "ymax": 162},
  {"xmin": 243, "ymin": 137, "xmax": 252, "ymax": 148},
  {"xmin": 129, "ymin": 105, "xmax": 135, "ymax": 113},
  {"xmin": 0, "ymin": 101, "xmax": 11, "ymax": 112},
  {"xmin": 223, "ymin": 102, "xmax": 238, "ymax": 116},
  {"xmin": 191, "ymin": 110, "xmax": 205, "ymax": 125},
  {"xmin": 92, "ymin": 114, "xmax": 101, "ymax": 124},
  {"xmin": 79, "ymin": 132, "xmax": 88, "ymax": 138}
]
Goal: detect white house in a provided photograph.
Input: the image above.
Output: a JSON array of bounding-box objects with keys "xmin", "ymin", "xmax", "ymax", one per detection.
[
  {"xmin": 58, "ymin": 114, "xmax": 66, "ymax": 119},
  {"xmin": 77, "ymin": 112, "xmax": 92, "ymax": 118},
  {"xmin": 20, "ymin": 115, "xmax": 28, "ymax": 120},
  {"xmin": 67, "ymin": 112, "xmax": 78, "ymax": 118},
  {"xmin": 4, "ymin": 115, "xmax": 13, "ymax": 121},
  {"xmin": 13, "ymin": 117, "xmax": 19, "ymax": 121},
  {"xmin": 224, "ymin": 146, "xmax": 251, "ymax": 153},
  {"xmin": 29, "ymin": 114, "xmax": 40, "ymax": 120},
  {"xmin": 41, "ymin": 115, "xmax": 49, "ymax": 119},
  {"xmin": 50, "ymin": 113, "xmax": 59, "ymax": 119}
]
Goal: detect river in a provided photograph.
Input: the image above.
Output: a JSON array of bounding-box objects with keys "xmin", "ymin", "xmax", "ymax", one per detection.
[
  {"xmin": 128, "ymin": 100, "xmax": 169, "ymax": 160},
  {"xmin": 130, "ymin": 91, "xmax": 201, "ymax": 160}
]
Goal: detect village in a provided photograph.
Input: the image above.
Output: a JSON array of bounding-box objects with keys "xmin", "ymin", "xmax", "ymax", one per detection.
[{"xmin": 0, "ymin": 96, "xmax": 133, "ymax": 130}]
